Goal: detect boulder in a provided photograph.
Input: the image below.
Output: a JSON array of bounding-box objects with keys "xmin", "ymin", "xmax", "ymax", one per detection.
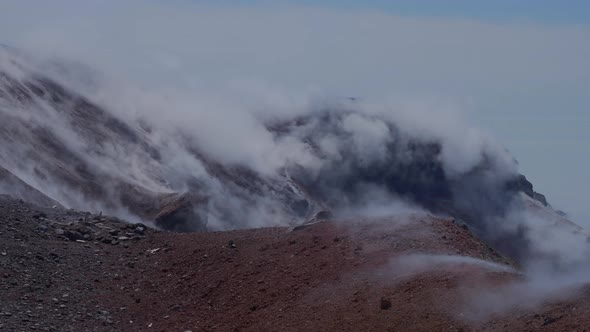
[
  {"xmin": 154, "ymin": 193, "xmax": 208, "ymax": 232},
  {"xmin": 314, "ymin": 210, "xmax": 332, "ymax": 220}
]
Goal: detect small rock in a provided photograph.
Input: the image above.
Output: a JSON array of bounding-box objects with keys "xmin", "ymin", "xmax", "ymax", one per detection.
[
  {"xmin": 54, "ymin": 229, "xmax": 65, "ymax": 236},
  {"xmin": 65, "ymin": 230, "xmax": 83, "ymax": 241},
  {"xmin": 134, "ymin": 226, "xmax": 145, "ymax": 235},
  {"xmin": 32, "ymin": 212, "xmax": 47, "ymax": 219},
  {"xmin": 380, "ymin": 297, "xmax": 392, "ymax": 310},
  {"xmin": 542, "ymin": 316, "xmax": 560, "ymax": 326}
]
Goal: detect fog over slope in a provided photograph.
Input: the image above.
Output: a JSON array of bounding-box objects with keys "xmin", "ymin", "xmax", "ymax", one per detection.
[
  {"xmin": 3, "ymin": 44, "xmax": 590, "ymax": 317},
  {"xmin": 0, "ymin": 46, "xmax": 524, "ymax": 219},
  {"xmin": 0, "ymin": 45, "xmax": 586, "ymax": 254}
]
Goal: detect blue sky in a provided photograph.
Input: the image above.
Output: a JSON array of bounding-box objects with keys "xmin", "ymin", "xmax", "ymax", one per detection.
[
  {"xmin": 201, "ymin": 0, "xmax": 590, "ymax": 24},
  {"xmin": 0, "ymin": 0, "xmax": 589, "ymax": 223},
  {"xmin": 319, "ymin": 0, "xmax": 590, "ymax": 23}
]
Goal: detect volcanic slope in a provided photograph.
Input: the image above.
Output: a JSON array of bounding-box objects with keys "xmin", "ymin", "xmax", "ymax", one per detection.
[
  {"xmin": 3, "ymin": 195, "xmax": 589, "ymax": 332},
  {"xmin": 1, "ymin": 47, "xmax": 588, "ymax": 331},
  {"xmin": 0, "ymin": 46, "xmax": 551, "ymax": 234}
]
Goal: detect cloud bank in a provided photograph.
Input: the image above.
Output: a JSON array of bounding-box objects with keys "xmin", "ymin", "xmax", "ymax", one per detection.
[{"xmin": 1, "ymin": 1, "xmax": 588, "ymax": 223}]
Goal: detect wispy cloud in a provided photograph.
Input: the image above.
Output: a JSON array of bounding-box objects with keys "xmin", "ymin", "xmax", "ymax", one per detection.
[{"xmin": 0, "ymin": 0, "xmax": 589, "ymax": 221}]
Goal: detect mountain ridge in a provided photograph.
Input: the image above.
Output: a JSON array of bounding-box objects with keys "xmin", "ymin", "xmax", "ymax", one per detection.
[{"xmin": 0, "ymin": 48, "xmax": 577, "ymax": 263}]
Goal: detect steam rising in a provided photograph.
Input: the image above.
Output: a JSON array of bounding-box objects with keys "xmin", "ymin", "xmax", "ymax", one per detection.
[
  {"xmin": 384, "ymin": 199, "xmax": 590, "ymax": 321},
  {"xmin": 0, "ymin": 45, "xmax": 524, "ymax": 230},
  {"xmin": 0, "ymin": 22, "xmax": 589, "ymax": 321}
]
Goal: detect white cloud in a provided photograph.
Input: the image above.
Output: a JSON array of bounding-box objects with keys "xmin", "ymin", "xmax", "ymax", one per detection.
[
  {"xmin": 0, "ymin": 1, "xmax": 587, "ymax": 98},
  {"xmin": 0, "ymin": 0, "xmax": 589, "ymax": 222}
]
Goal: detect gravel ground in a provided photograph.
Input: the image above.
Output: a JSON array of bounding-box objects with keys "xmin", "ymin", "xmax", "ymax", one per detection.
[{"xmin": 1, "ymin": 195, "xmax": 588, "ymax": 331}]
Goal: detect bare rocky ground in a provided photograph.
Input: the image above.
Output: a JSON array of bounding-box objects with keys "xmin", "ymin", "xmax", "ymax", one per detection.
[{"xmin": 1, "ymin": 194, "xmax": 589, "ymax": 332}]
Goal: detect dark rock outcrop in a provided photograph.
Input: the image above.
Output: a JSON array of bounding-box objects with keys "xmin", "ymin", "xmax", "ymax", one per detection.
[
  {"xmin": 0, "ymin": 166, "xmax": 61, "ymax": 208},
  {"xmin": 154, "ymin": 193, "xmax": 208, "ymax": 232},
  {"xmin": 506, "ymin": 174, "xmax": 548, "ymax": 206}
]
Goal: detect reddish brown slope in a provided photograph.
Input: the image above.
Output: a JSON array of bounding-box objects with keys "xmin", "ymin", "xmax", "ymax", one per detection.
[
  {"xmin": 2, "ymin": 195, "xmax": 589, "ymax": 331},
  {"xmin": 95, "ymin": 215, "xmax": 517, "ymax": 331}
]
